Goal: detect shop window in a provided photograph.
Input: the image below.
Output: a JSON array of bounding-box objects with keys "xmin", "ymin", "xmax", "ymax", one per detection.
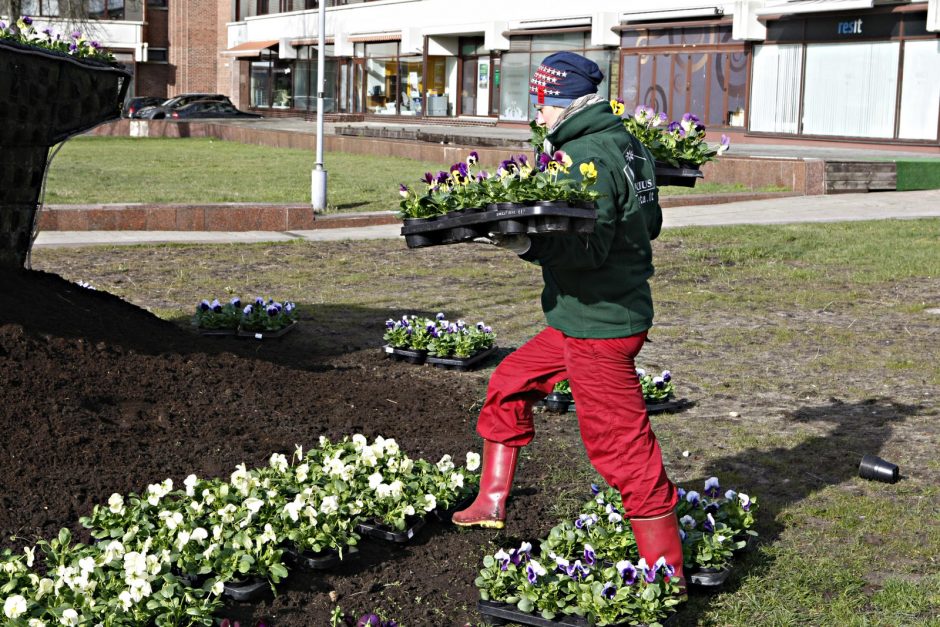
[
  {"xmin": 898, "ymin": 40, "xmax": 940, "ymax": 140},
  {"xmin": 749, "ymin": 44, "xmax": 801, "ymax": 134},
  {"xmin": 621, "ymin": 23, "xmax": 743, "ymax": 127},
  {"xmin": 250, "ymin": 57, "xmax": 292, "ymax": 109},
  {"xmin": 802, "ymin": 41, "xmax": 899, "ymax": 139},
  {"xmin": 500, "ymin": 35, "xmax": 610, "ymax": 123}
]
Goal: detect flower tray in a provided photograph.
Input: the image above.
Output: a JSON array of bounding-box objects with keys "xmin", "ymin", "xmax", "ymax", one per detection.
[
  {"xmin": 645, "ymin": 397, "xmax": 688, "ymax": 415},
  {"xmin": 401, "ymin": 202, "xmax": 597, "ymax": 249},
  {"xmin": 427, "ymin": 345, "xmax": 498, "ymax": 371},
  {"xmin": 477, "ymin": 600, "xmax": 676, "ymax": 627},
  {"xmin": 222, "ymin": 576, "xmax": 269, "ymax": 601},
  {"xmin": 654, "ymin": 164, "xmax": 703, "ymax": 188},
  {"xmin": 236, "ymin": 321, "xmax": 297, "ymax": 340},
  {"xmin": 383, "ymin": 344, "xmax": 428, "ymax": 364},
  {"xmin": 688, "ymin": 565, "xmax": 731, "ymax": 587},
  {"xmin": 196, "ymin": 328, "xmax": 238, "ymax": 337},
  {"xmin": 283, "ymin": 545, "xmax": 341, "ymax": 571},
  {"xmin": 356, "ymin": 516, "xmax": 427, "ymax": 543}
]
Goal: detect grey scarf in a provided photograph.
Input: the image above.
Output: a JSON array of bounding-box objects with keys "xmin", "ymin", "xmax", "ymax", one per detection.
[{"xmin": 543, "ymin": 93, "xmax": 608, "ymax": 153}]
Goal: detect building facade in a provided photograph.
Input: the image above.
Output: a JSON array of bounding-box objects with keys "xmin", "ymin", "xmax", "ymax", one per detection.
[
  {"xmin": 220, "ymin": 0, "xmax": 940, "ymax": 148},
  {"xmin": 11, "ymin": 0, "xmax": 940, "ymax": 148}
]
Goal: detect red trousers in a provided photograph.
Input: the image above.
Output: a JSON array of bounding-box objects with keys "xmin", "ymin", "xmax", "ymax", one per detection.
[{"xmin": 477, "ymin": 326, "xmax": 677, "ymax": 518}]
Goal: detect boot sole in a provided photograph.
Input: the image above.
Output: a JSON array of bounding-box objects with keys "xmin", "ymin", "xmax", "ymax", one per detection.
[{"xmin": 452, "ymin": 519, "xmax": 505, "ymax": 529}]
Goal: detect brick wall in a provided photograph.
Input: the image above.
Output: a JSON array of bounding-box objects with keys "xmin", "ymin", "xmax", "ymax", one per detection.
[
  {"xmin": 216, "ymin": 0, "xmax": 235, "ymax": 101},
  {"xmin": 167, "ymin": 0, "xmax": 219, "ymax": 95}
]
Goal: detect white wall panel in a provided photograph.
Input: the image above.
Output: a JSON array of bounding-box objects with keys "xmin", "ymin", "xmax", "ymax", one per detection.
[
  {"xmin": 898, "ymin": 40, "xmax": 940, "ymax": 140},
  {"xmin": 749, "ymin": 44, "xmax": 802, "ymax": 133}
]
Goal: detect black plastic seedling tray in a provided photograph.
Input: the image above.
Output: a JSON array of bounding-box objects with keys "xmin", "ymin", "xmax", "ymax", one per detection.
[{"xmin": 402, "ymin": 202, "xmax": 596, "ymax": 248}]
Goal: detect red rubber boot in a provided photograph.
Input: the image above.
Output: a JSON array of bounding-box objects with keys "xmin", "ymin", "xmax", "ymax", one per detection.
[
  {"xmin": 452, "ymin": 440, "xmax": 519, "ymax": 529},
  {"xmin": 630, "ymin": 511, "xmax": 687, "ymax": 598}
]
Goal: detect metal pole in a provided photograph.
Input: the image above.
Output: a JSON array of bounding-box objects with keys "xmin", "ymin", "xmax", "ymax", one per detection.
[{"xmin": 311, "ymin": 0, "xmax": 328, "ymax": 210}]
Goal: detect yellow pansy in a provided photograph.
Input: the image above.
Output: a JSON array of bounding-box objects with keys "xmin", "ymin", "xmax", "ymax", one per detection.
[
  {"xmin": 579, "ymin": 162, "xmax": 597, "ymax": 181},
  {"xmin": 610, "ymin": 99, "xmax": 625, "ymax": 116}
]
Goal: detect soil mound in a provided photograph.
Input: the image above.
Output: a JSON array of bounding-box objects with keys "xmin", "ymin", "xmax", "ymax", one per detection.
[{"xmin": 0, "ymin": 269, "xmax": 550, "ymax": 625}]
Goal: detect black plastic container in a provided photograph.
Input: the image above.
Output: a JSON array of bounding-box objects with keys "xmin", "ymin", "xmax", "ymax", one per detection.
[
  {"xmin": 688, "ymin": 566, "xmax": 731, "ymax": 587},
  {"xmin": 283, "ymin": 545, "xmax": 341, "ymax": 571},
  {"xmin": 543, "ymin": 392, "xmax": 572, "ymax": 413},
  {"xmin": 222, "ymin": 577, "xmax": 269, "ymax": 601},
  {"xmin": 477, "ymin": 600, "xmax": 676, "ymax": 627},
  {"xmin": 430, "ymin": 493, "xmax": 476, "ymax": 523},
  {"xmin": 401, "ymin": 202, "xmax": 597, "ymax": 248},
  {"xmin": 858, "ymin": 454, "xmax": 900, "ymax": 483},
  {"xmin": 654, "ymin": 164, "xmax": 704, "ymax": 187},
  {"xmin": 382, "ymin": 345, "xmax": 428, "ymax": 364},
  {"xmin": 356, "ymin": 516, "xmax": 427, "ymax": 543},
  {"xmin": 426, "ymin": 345, "xmax": 498, "ymax": 371}
]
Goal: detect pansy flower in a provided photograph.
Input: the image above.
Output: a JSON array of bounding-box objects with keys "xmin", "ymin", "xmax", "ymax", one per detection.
[
  {"xmin": 616, "ymin": 559, "xmax": 637, "ymax": 584},
  {"xmin": 685, "ymin": 490, "xmax": 701, "ymax": 508},
  {"xmin": 704, "ymin": 477, "xmax": 721, "ymax": 498}
]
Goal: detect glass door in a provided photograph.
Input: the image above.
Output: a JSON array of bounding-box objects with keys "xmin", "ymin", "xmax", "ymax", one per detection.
[{"xmin": 460, "ymin": 58, "xmax": 477, "ymax": 116}]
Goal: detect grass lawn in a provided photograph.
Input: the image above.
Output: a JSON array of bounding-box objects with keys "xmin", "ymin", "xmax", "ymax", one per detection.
[
  {"xmin": 32, "ymin": 218, "xmax": 940, "ymax": 626},
  {"xmin": 45, "ymin": 137, "xmax": 787, "ymax": 209}
]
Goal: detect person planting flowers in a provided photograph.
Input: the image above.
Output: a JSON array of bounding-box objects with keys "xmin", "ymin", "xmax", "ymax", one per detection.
[{"xmin": 453, "ymin": 51, "xmax": 686, "ymax": 595}]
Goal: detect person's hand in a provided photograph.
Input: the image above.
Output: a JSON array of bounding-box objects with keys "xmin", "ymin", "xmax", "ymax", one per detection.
[{"xmin": 472, "ymin": 233, "xmax": 531, "ymax": 254}]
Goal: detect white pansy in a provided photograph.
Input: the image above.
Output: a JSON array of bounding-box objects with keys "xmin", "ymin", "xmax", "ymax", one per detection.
[
  {"xmin": 79, "ymin": 556, "xmax": 96, "ymax": 574},
  {"xmin": 293, "ymin": 443, "xmax": 304, "ymax": 462},
  {"xmin": 123, "ymin": 552, "xmax": 147, "ymax": 577},
  {"xmin": 320, "ymin": 495, "xmax": 339, "ymax": 514},
  {"xmin": 210, "ymin": 580, "xmax": 224, "ymax": 596},
  {"xmin": 183, "ymin": 474, "xmax": 198, "ymax": 497},
  {"xmin": 284, "ymin": 499, "xmax": 303, "ymax": 522},
  {"xmin": 4, "ymin": 595, "xmax": 27, "ymax": 619},
  {"xmin": 376, "ymin": 483, "xmax": 392, "ymax": 499},
  {"xmin": 465, "ymin": 452, "xmax": 481, "ymax": 472},
  {"xmin": 175, "ymin": 530, "xmax": 191, "ymax": 550},
  {"xmin": 230, "ymin": 464, "xmax": 253, "ymax": 495},
  {"xmin": 60, "ymin": 608, "xmax": 79, "ymax": 626},
  {"xmin": 368, "ymin": 472, "xmax": 384, "ymax": 489},
  {"xmin": 360, "ymin": 447, "xmax": 378, "ymax": 467},
  {"xmin": 352, "ymin": 433, "xmax": 367, "ymax": 450},
  {"xmin": 259, "ymin": 524, "xmax": 277, "ymax": 545},
  {"xmin": 404, "ymin": 505, "xmax": 415, "ymax": 516},
  {"xmin": 389, "ymin": 480, "xmax": 404, "ymax": 499},
  {"xmin": 295, "ymin": 463, "xmax": 309, "ymax": 483},
  {"xmin": 318, "ymin": 435, "xmax": 329, "ymax": 447},
  {"xmin": 108, "ymin": 493, "xmax": 125, "ymax": 514},
  {"xmin": 28, "ymin": 619, "xmax": 47, "ymax": 627},
  {"xmin": 400, "ymin": 457, "xmax": 413, "ymax": 474},
  {"xmin": 269, "ymin": 453, "xmax": 289, "ymax": 473},
  {"xmin": 436, "ymin": 454, "xmax": 455, "ymax": 473},
  {"xmin": 449, "ymin": 472, "xmax": 465, "ymax": 489},
  {"xmin": 190, "ymin": 527, "xmax": 208, "ymax": 543},
  {"xmin": 244, "ymin": 498, "xmax": 264, "ymax": 514},
  {"xmin": 202, "ymin": 544, "xmax": 217, "ymax": 560},
  {"xmin": 23, "ymin": 546, "xmax": 35, "ymax": 568},
  {"xmin": 118, "ymin": 590, "xmax": 134, "ymax": 611},
  {"xmin": 423, "ymin": 494, "xmax": 437, "ymax": 512},
  {"xmin": 37, "ymin": 578, "xmax": 54, "ymax": 598}
]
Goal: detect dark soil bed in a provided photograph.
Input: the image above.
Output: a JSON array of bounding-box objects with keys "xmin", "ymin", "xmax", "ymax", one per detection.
[{"xmin": 0, "ymin": 269, "xmax": 557, "ymax": 626}]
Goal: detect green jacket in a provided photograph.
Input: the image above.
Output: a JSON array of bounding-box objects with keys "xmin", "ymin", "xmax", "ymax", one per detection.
[{"xmin": 520, "ymin": 101, "xmax": 662, "ymax": 339}]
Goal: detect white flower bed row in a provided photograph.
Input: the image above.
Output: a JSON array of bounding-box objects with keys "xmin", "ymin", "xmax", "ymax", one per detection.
[{"xmin": 1, "ymin": 435, "xmax": 480, "ymax": 626}]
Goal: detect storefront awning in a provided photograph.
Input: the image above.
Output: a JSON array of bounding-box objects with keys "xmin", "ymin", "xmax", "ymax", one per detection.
[
  {"xmin": 221, "ymin": 39, "xmax": 280, "ymax": 58},
  {"xmin": 755, "ymin": 0, "xmax": 874, "ymax": 17},
  {"xmin": 290, "ymin": 36, "xmax": 335, "ymax": 46},
  {"xmin": 348, "ymin": 32, "xmax": 401, "ymax": 43}
]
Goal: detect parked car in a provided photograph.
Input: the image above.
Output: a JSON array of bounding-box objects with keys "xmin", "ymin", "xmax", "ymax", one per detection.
[
  {"xmin": 169, "ymin": 100, "xmax": 262, "ymax": 120},
  {"xmin": 137, "ymin": 93, "xmax": 233, "ymax": 119},
  {"xmin": 122, "ymin": 96, "xmax": 164, "ymax": 118}
]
